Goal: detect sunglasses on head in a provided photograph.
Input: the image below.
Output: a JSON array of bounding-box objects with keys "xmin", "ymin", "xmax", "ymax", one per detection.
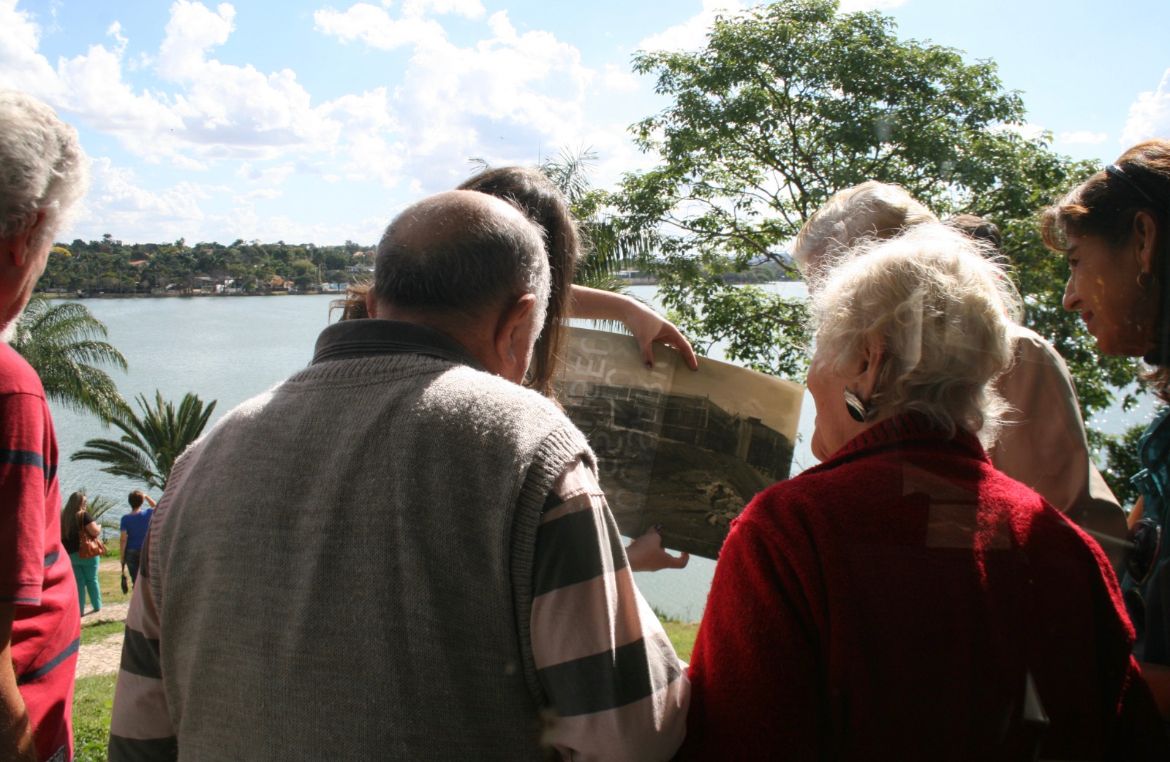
[{"xmin": 1105, "ymin": 163, "xmax": 1159, "ymax": 207}]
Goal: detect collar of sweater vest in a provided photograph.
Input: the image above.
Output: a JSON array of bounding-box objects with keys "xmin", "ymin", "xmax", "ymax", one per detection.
[{"xmin": 311, "ymin": 318, "xmax": 483, "ymax": 369}]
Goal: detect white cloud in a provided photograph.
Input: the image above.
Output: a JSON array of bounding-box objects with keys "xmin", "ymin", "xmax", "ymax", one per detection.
[
  {"xmin": 1122, "ymin": 68, "xmax": 1170, "ymax": 147},
  {"xmin": 7, "ymin": 0, "xmax": 660, "ymax": 242},
  {"xmin": 56, "ymin": 42, "xmax": 182, "ymax": 136},
  {"xmin": 0, "ymin": 0, "xmax": 65, "ymax": 100},
  {"xmin": 106, "ymin": 21, "xmax": 128, "ymax": 53},
  {"xmin": 157, "ymin": 0, "xmax": 235, "ymax": 81},
  {"xmin": 155, "ymin": 2, "xmax": 337, "ymax": 153},
  {"xmin": 218, "ymin": 207, "xmax": 369, "ymax": 245},
  {"xmin": 838, "ymin": 0, "xmax": 907, "ymax": 11},
  {"xmin": 67, "ymin": 156, "xmax": 209, "ymax": 240},
  {"xmin": 1057, "ymin": 130, "xmax": 1109, "ymax": 146},
  {"xmin": 637, "ymin": 0, "xmax": 743, "ymax": 53},
  {"xmin": 601, "ymin": 63, "xmax": 639, "ymax": 94},
  {"xmin": 401, "ymin": 0, "xmax": 485, "ymax": 18},
  {"xmin": 2, "ymin": 0, "xmax": 348, "ymax": 167},
  {"xmin": 236, "ymin": 162, "xmax": 296, "ymax": 186},
  {"xmin": 313, "ymin": 3, "xmax": 445, "ymax": 50},
  {"xmin": 233, "ymin": 188, "xmax": 282, "ymax": 203},
  {"xmin": 316, "ymin": 5, "xmax": 597, "ymax": 189},
  {"xmin": 317, "ymin": 87, "xmax": 404, "ymax": 186}
]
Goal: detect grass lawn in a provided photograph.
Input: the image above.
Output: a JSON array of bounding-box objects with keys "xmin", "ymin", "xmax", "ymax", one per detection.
[
  {"xmin": 95, "ymin": 559, "xmax": 131, "ymax": 609},
  {"xmin": 661, "ymin": 616, "xmax": 700, "ymax": 663},
  {"xmin": 80, "ymin": 620, "xmax": 125, "ymax": 647},
  {"xmin": 73, "ymin": 673, "xmax": 115, "ymax": 762}
]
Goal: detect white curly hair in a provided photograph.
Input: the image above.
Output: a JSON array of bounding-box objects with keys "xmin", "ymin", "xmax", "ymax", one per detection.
[
  {"xmin": 812, "ymin": 222, "xmax": 1021, "ymax": 439},
  {"xmin": 0, "ymin": 90, "xmax": 88, "ymax": 248},
  {"xmin": 793, "ymin": 180, "xmax": 938, "ymax": 290}
]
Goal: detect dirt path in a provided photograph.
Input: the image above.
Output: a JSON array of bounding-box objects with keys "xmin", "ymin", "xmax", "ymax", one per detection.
[
  {"xmin": 77, "ymin": 628, "xmax": 125, "ymax": 679},
  {"xmin": 77, "ymin": 563, "xmax": 133, "ymax": 678}
]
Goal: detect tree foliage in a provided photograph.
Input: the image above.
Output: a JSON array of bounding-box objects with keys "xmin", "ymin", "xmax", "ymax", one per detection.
[
  {"xmin": 72, "ymin": 391, "xmax": 216, "ymax": 490},
  {"xmin": 38, "ymin": 237, "xmax": 374, "ymax": 296},
  {"xmin": 10, "ymin": 296, "xmax": 129, "ymax": 422},
  {"xmin": 1101, "ymin": 423, "xmax": 1146, "ymax": 508},
  {"xmin": 618, "ymin": 0, "xmax": 1136, "ymax": 415}
]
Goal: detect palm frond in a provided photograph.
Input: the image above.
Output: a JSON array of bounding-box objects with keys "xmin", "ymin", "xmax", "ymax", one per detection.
[
  {"xmin": 70, "ymin": 389, "xmax": 216, "ymax": 490},
  {"xmin": 540, "ymin": 147, "xmax": 598, "ymax": 205},
  {"xmin": 11, "ymin": 296, "xmax": 129, "ymax": 422}
]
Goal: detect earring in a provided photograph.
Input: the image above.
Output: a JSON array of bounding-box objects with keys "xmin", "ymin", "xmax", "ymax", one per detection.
[
  {"xmin": 844, "ymin": 389, "xmax": 869, "ymax": 423},
  {"xmin": 1138, "ymin": 271, "xmax": 1154, "ymax": 289}
]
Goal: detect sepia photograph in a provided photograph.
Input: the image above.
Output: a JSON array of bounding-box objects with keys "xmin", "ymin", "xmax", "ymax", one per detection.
[{"xmin": 557, "ymin": 327, "xmax": 805, "ymax": 558}]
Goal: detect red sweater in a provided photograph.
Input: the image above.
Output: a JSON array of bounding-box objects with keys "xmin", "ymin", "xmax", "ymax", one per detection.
[{"xmin": 682, "ymin": 414, "xmax": 1168, "ymax": 761}]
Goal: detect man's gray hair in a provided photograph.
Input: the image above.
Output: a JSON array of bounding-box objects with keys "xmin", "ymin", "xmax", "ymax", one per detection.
[
  {"xmin": 812, "ymin": 223, "xmax": 1022, "ymax": 440},
  {"xmin": 793, "ymin": 180, "xmax": 937, "ymax": 289},
  {"xmin": 0, "ymin": 90, "xmax": 88, "ymax": 247},
  {"xmin": 373, "ymin": 191, "xmax": 550, "ymax": 319}
]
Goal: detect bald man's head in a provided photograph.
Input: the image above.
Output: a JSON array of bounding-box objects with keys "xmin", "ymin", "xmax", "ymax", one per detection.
[{"xmin": 372, "ymin": 190, "xmax": 549, "ymax": 320}]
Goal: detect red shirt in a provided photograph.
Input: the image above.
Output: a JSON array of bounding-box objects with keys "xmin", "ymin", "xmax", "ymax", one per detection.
[
  {"xmin": 682, "ymin": 414, "xmax": 1168, "ymax": 760},
  {"xmin": 1, "ymin": 343, "xmax": 78, "ymax": 762}
]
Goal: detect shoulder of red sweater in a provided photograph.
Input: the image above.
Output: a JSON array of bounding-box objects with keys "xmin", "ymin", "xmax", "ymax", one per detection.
[{"xmin": 0, "ymin": 343, "xmax": 45, "ymax": 397}]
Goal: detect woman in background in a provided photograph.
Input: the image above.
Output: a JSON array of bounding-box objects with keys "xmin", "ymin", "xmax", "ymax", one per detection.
[
  {"xmin": 791, "ymin": 181, "xmax": 1126, "ymax": 560},
  {"xmin": 682, "ymin": 224, "xmax": 1165, "ymax": 759},
  {"xmin": 1043, "ymin": 139, "xmax": 1170, "ymax": 719},
  {"xmin": 60, "ymin": 491, "xmax": 101, "ymax": 616}
]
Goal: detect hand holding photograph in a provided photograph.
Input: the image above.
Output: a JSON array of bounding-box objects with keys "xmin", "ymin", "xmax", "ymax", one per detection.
[{"xmin": 557, "ymin": 327, "xmax": 805, "ymax": 558}]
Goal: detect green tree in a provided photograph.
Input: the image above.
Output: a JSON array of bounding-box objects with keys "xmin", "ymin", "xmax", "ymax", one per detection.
[
  {"xmin": 10, "ymin": 296, "xmax": 129, "ymax": 422},
  {"xmin": 71, "ymin": 391, "xmax": 217, "ymax": 490},
  {"xmin": 618, "ymin": 0, "xmax": 1135, "ymax": 406},
  {"xmin": 1101, "ymin": 423, "xmax": 1148, "ymax": 508}
]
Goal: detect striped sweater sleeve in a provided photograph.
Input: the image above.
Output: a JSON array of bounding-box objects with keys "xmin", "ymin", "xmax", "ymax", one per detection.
[
  {"xmin": 531, "ymin": 459, "xmax": 689, "ymax": 761},
  {"xmin": 108, "ymin": 528, "xmax": 178, "ymax": 761}
]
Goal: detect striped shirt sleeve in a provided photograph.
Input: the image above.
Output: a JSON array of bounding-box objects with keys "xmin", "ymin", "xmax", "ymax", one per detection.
[
  {"xmin": 531, "ymin": 459, "xmax": 689, "ymax": 761},
  {"xmin": 109, "ymin": 527, "xmax": 178, "ymax": 761},
  {"xmin": 0, "ymin": 390, "xmax": 52, "ymax": 605}
]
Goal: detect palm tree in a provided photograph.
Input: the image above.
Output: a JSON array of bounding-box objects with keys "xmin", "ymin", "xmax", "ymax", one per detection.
[
  {"xmin": 469, "ymin": 148, "xmax": 655, "ymax": 294},
  {"xmin": 538, "ymin": 147, "xmax": 655, "ymax": 293},
  {"xmin": 72, "ymin": 391, "xmax": 217, "ymax": 490},
  {"xmin": 10, "ymin": 296, "xmax": 129, "ymax": 422}
]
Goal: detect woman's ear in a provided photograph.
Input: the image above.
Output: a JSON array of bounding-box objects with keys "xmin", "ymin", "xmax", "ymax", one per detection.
[
  {"xmin": 854, "ymin": 334, "xmax": 886, "ymax": 401},
  {"xmin": 1134, "ymin": 210, "xmax": 1159, "ymax": 275},
  {"xmin": 364, "ymin": 289, "xmax": 379, "ymax": 319}
]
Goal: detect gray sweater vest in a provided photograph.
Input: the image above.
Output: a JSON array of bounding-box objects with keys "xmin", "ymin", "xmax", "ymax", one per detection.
[{"xmin": 150, "ymin": 348, "xmax": 594, "ymax": 759}]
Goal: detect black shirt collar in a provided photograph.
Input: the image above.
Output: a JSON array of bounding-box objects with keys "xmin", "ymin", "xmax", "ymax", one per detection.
[{"xmin": 310, "ymin": 319, "xmax": 483, "ymax": 370}]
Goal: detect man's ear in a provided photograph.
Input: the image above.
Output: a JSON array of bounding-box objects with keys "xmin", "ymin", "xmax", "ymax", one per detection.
[
  {"xmin": 364, "ymin": 289, "xmax": 379, "ymax": 319},
  {"xmin": 2, "ymin": 211, "xmax": 46, "ymax": 267},
  {"xmin": 854, "ymin": 333, "xmax": 886, "ymax": 401},
  {"xmin": 493, "ymin": 293, "xmax": 539, "ymax": 381},
  {"xmin": 1135, "ymin": 210, "xmax": 1159, "ymax": 275}
]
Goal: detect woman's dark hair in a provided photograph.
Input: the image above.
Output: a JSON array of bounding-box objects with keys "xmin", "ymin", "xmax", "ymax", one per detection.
[
  {"xmin": 1041, "ymin": 139, "xmax": 1170, "ymax": 395},
  {"xmin": 60, "ymin": 491, "xmax": 86, "ymax": 544},
  {"xmin": 457, "ymin": 166, "xmax": 580, "ymax": 398}
]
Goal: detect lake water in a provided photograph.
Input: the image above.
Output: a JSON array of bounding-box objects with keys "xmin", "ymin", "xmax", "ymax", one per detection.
[{"xmin": 45, "ymin": 285, "xmax": 1158, "ymax": 621}]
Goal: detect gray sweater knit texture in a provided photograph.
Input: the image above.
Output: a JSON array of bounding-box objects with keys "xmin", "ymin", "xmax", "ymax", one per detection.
[{"xmin": 149, "ymin": 327, "xmax": 595, "ymax": 759}]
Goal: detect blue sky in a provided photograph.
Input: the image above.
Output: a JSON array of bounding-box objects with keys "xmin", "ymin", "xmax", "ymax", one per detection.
[{"xmin": 2, "ymin": 0, "xmax": 1168, "ymax": 245}]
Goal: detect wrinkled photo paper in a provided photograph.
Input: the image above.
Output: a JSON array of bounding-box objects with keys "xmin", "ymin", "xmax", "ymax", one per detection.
[{"xmin": 556, "ymin": 327, "xmax": 804, "ymax": 559}]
